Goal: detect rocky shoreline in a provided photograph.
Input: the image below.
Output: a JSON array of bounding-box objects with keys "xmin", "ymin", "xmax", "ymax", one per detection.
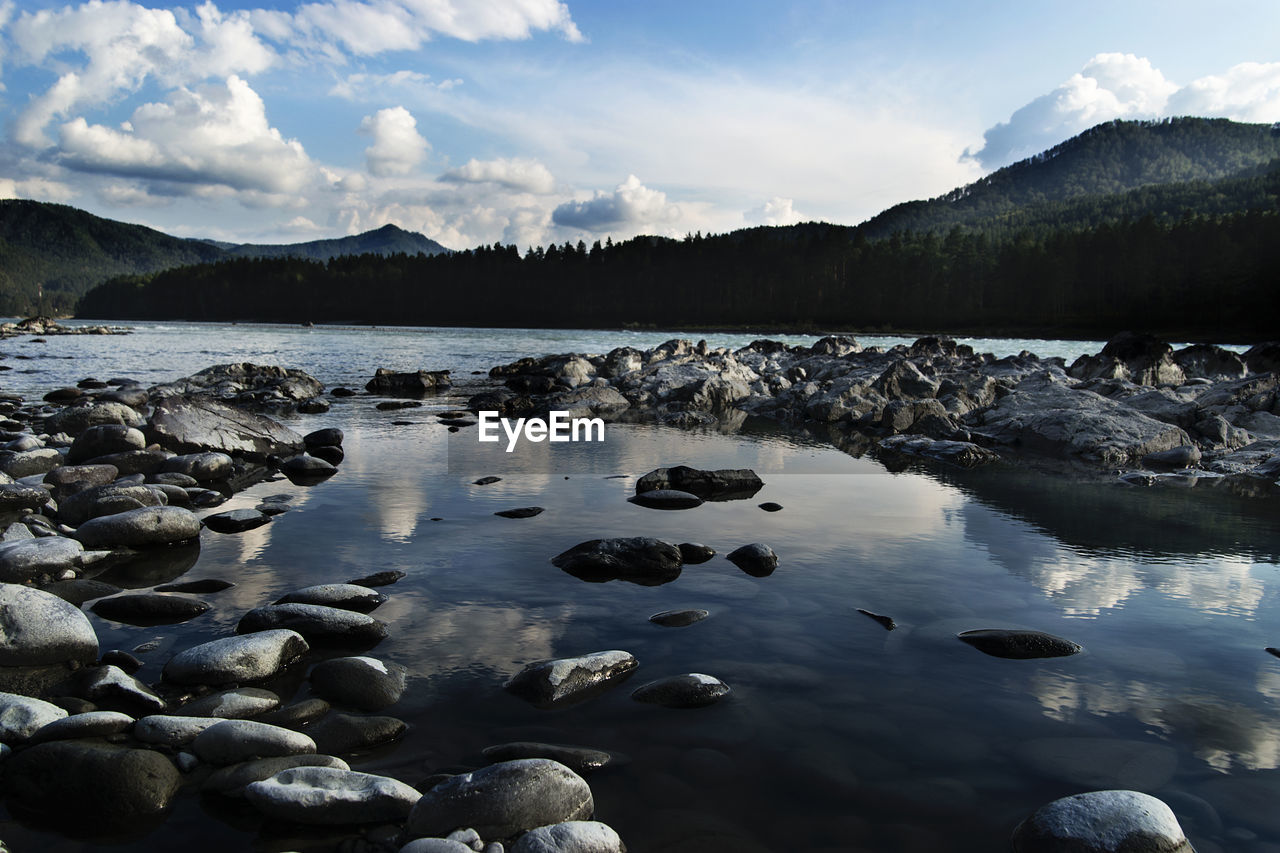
[{"xmin": 0, "ymin": 336, "xmax": 1257, "ymax": 852}]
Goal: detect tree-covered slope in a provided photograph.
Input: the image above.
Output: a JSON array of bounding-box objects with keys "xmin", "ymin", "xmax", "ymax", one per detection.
[{"xmin": 224, "ymin": 224, "xmax": 448, "ymax": 260}]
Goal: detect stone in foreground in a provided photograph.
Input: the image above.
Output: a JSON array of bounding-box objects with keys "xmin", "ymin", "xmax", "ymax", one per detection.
[
  {"xmin": 203, "ymin": 754, "xmax": 350, "ymax": 798},
  {"xmin": 0, "ymin": 692, "xmax": 68, "ymax": 742},
  {"xmin": 73, "ymin": 505, "xmax": 202, "ymax": 549},
  {"xmin": 245, "ymin": 765, "xmax": 422, "ymax": 824},
  {"xmin": 191, "ymin": 718, "xmax": 317, "ymax": 765},
  {"xmin": 309, "ymin": 656, "xmax": 407, "ymax": 711},
  {"xmin": 163, "ymin": 629, "xmax": 309, "ymax": 684},
  {"xmin": 958, "ymin": 629, "xmax": 1083, "ymax": 660},
  {"xmin": 630, "ymin": 673, "xmax": 731, "ymax": 708},
  {"xmin": 627, "ymin": 489, "xmax": 703, "ymax": 510},
  {"xmin": 504, "ymin": 650, "xmax": 638, "ymax": 707},
  {"xmin": 406, "ymin": 758, "xmax": 594, "ymax": 841},
  {"xmin": 0, "ymin": 583, "xmax": 99, "ymax": 667},
  {"xmin": 510, "ymin": 821, "xmax": 625, "ymax": 853},
  {"xmin": 1012, "ymin": 790, "xmax": 1193, "ymax": 852}
]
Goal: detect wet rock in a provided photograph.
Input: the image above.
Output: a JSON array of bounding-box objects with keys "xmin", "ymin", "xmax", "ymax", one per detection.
[
  {"xmin": 160, "ymin": 451, "xmax": 234, "ymax": 482},
  {"xmin": 307, "ymin": 712, "xmax": 406, "ymax": 755},
  {"xmin": 203, "ymin": 753, "xmax": 350, "ymax": 797},
  {"xmin": 90, "ymin": 449, "xmax": 168, "ymax": 477},
  {"xmin": 0, "ymin": 741, "xmax": 180, "ymax": 829},
  {"xmin": 28, "ymin": 709, "xmax": 134, "ymax": 744},
  {"xmin": 495, "ymin": 507, "xmax": 545, "ymax": 519},
  {"xmin": 155, "ymin": 577, "xmax": 234, "ymax": 593},
  {"xmin": 304, "ymin": 427, "xmax": 344, "ymax": 449},
  {"xmin": 1011, "ymin": 790, "xmax": 1192, "ymax": 853},
  {"xmin": 349, "ymin": 570, "xmax": 407, "ymax": 587},
  {"xmin": 73, "ymin": 505, "xmax": 201, "ymax": 549},
  {"xmin": 43, "ymin": 464, "xmax": 120, "ymax": 501},
  {"xmin": 406, "ymin": 758, "xmax": 594, "ymax": 841},
  {"xmin": 43, "ymin": 401, "xmax": 145, "ymax": 436},
  {"xmin": 148, "ymin": 472, "xmax": 199, "ymax": 488},
  {"xmin": 551, "ymin": 537, "xmax": 682, "ymax": 585},
  {"xmin": 309, "ymin": 444, "xmax": 344, "ymax": 465},
  {"xmin": 856, "ymin": 609, "xmax": 897, "ymax": 630},
  {"xmin": 0, "ymin": 536, "xmax": 84, "ymax": 583},
  {"xmin": 245, "ymin": 765, "xmax": 422, "ymax": 824},
  {"xmin": 0, "ymin": 447, "xmax": 64, "ymax": 478},
  {"xmin": 758, "ymin": 501, "xmax": 783, "ymax": 512},
  {"xmin": 677, "ymin": 543, "xmax": 715, "ymax": 564},
  {"xmin": 237, "ymin": 603, "xmax": 388, "ymax": 645},
  {"xmin": 163, "ymin": 629, "xmax": 309, "ymax": 685},
  {"xmin": 67, "ymin": 424, "xmax": 146, "ymax": 464},
  {"xmin": 1069, "ymin": 332, "xmax": 1186, "ymax": 386},
  {"xmin": 309, "ymin": 656, "xmax": 407, "ymax": 711},
  {"xmin": 276, "ymin": 583, "xmax": 388, "ymax": 613},
  {"xmin": 627, "ymin": 489, "xmax": 703, "ymax": 510},
  {"xmin": 957, "ymin": 628, "xmax": 1083, "ymax": 659},
  {"xmin": 0, "ymin": 583, "xmax": 99, "ymax": 667},
  {"xmin": 40, "ymin": 578, "xmax": 121, "ymax": 607},
  {"xmin": 649, "ymin": 609, "xmax": 710, "ymax": 627},
  {"xmin": 281, "ymin": 454, "xmax": 338, "ymax": 482},
  {"xmin": 58, "ymin": 482, "xmax": 167, "ymax": 526},
  {"xmin": 100, "ymin": 649, "xmax": 144, "ymax": 672},
  {"xmin": 149, "ymin": 396, "xmax": 303, "ymax": 460},
  {"xmin": 1141, "ymin": 445, "xmax": 1202, "ymax": 469},
  {"xmin": 726, "ymin": 543, "xmax": 778, "ymax": 577},
  {"xmin": 133, "ymin": 714, "xmax": 224, "ymax": 748},
  {"xmin": 630, "ymin": 674, "xmax": 731, "ymax": 708},
  {"xmin": 400, "ymin": 838, "xmax": 477, "ymax": 853},
  {"xmin": 66, "ymin": 664, "xmax": 166, "ymax": 715},
  {"xmin": 877, "ymin": 435, "xmax": 1000, "ymax": 468},
  {"xmin": 0, "ymin": 483, "xmax": 52, "ymax": 514},
  {"xmin": 473, "ymin": 476, "xmax": 502, "ymax": 485},
  {"xmin": 203, "ymin": 507, "xmax": 271, "ymax": 533},
  {"xmin": 0, "ymin": 691, "xmax": 68, "ymax": 742},
  {"xmin": 504, "ymin": 650, "xmax": 638, "ymax": 707},
  {"xmin": 481, "ymin": 742, "xmax": 616, "ymax": 775},
  {"xmin": 635, "ymin": 466, "xmax": 763, "ymax": 500},
  {"xmin": 150, "ymin": 363, "xmax": 323, "ymax": 405},
  {"xmin": 510, "ymin": 821, "xmax": 625, "ymax": 853},
  {"xmin": 256, "ymin": 697, "xmax": 331, "ymax": 729},
  {"xmin": 366, "ymin": 368, "xmax": 452, "ymax": 396},
  {"xmin": 91, "ymin": 593, "xmax": 210, "ymax": 626},
  {"xmin": 191, "ymin": 718, "xmax": 317, "ymax": 765}
]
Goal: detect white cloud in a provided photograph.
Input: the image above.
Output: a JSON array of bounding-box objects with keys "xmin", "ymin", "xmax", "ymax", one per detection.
[
  {"xmin": 360, "ymin": 106, "xmax": 429, "ymax": 177},
  {"xmin": 441, "ymin": 157, "xmax": 555, "ymax": 194},
  {"xmin": 969, "ymin": 54, "xmax": 1280, "ymax": 169},
  {"xmin": 328, "ymin": 70, "xmax": 463, "ymax": 100},
  {"xmin": 0, "ymin": 175, "xmax": 75, "ymax": 202},
  {"xmin": 745, "ymin": 196, "xmax": 803, "ymax": 226},
  {"xmin": 57, "ymin": 75, "xmax": 313, "ymax": 196},
  {"xmin": 552, "ymin": 174, "xmax": 680, "ymax": 231}
]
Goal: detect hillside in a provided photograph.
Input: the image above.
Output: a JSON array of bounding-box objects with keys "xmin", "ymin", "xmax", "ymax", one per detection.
[{"xmin": 0, "ymin": 202, "xmax": 449, "ymax": 315}]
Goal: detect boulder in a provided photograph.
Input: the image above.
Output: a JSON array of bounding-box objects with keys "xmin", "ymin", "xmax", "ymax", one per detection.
[
  {"xmin": 1069, "ymin": 332, "xmax": 1186, "ymax": 386},
  {"xmin": 504, "ymin": 651, "xmax": 638, "ymax": 707},
  {"xmin": 175, "ymin": 687, "xmax": 281, "ymax": 719},
  {"xmin": 58, "ymin": 483, "xmax": 168, "ymax": 526},
  {"xmin": 551, "ymin": 538, "xmax": 682, "ymax": 585},
  {"xmin": 132, "ymin": 714, "xmax": 224, "ymax": 748},
  {"xmin": 244, "ymin": 766, "xmax": 422, "ymax": 824},
  {"xmin": 275, "ymin": 583, "xmax": 387, "ymax": 613},
  {"xmin": 163, "ymin": 629, "xmax": 309, "ymax": 685},
  {"xmin": 203, "ymin": 754, "xmax": 350, "ymax": 798},
  {"xmin": 307, "ymin": 712, "xmax": 406, "ymax": 755},
  {"xmin": 726, "ymin": 543, "xmax": 778, "ymax": 577},
  {"xmin": 366, "ymin": 368, "xmax": 452, "ymax": 396},
  {"xmin": 630, "ymin": 673, "xmax": 731, "ymax": 708},
  {"xmin": 191, "ymin": 719, "xmax": 317, "ymax": 765},
  {"xmin": 149, "ymin": 363, "xmax": 323, "ymax": 405},
  {"xmin": 510, "ymin": 821, "xmax": 626, "ymax": 853},
  {"xmin": 159, "ymin": 451, "xmax": 234, "ymax": 482},
  {"xmin": 0, "ymin": 536, "xmax": 85, "ymax": 584},
  {"xmin": 957, "ymin": 629, "xmax": 1083, "ymax": 659},
  {"xmin": 43, "ymin": 463, "xmax": 119, "ymax": 500},
  {"xmin": 634, "ymin": 466, "xmax": 763, "ymax": 500},
  {"xmin": 67, "ymin": 424, "xmax": 147, "ymax": 464},
  {"xmin": 0, "ymin": 583, "xmax": 98, "ymax": 667},
  {"xmin": 1012, "ymin": 790, "xmax": 1192, "ymax": 852},
  {"xmin": 308, "ymin": 656, "xmax": 407, "ymax": 710},
  {"xmin": 43, "ymin": 401, "xmax": 144, "ymax": 436},
  {"xmin": 73, "ymin": 506, "xmax": 201, "ymax": 548},
  {"xmin": 148, "ymin": 396, "xmax": 303, "ymax": 460}
]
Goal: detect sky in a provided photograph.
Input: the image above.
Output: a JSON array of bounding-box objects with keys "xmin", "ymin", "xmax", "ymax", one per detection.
[{"xmin": 0, "ymin": 0, "xmax": 1278, "ymax": 250}]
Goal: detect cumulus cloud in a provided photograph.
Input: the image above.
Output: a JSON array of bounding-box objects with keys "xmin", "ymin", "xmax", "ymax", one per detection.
[
  {"xmin": 360, "ymin": 106, "xmax": 429, "ymax": 177},
  {"xmin": 552, "ymin": 175, "xmax": 680, "ymax": 231},
  {"xmin": 0, "ymin": 175, "xmax": 75, "ymax": 201},
  {"xmin": 441, "ymin": 157, "xmax": 555, "ymax": 194},
  {"xmin": 745, "ymin": 197, "xmax": 804, "ymax": 226},
  {"xmin": 56, "ymin": 75, "xmax": 313, "ymax": 196},
  {"xmin": 969, "ymin": 54, "xmax": 1280, "ymax": 170}
]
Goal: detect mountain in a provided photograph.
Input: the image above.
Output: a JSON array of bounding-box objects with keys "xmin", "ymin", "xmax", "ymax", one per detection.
[{"xmin": 0, "ymin": 201, "xmax": 448, "ymax": 315}]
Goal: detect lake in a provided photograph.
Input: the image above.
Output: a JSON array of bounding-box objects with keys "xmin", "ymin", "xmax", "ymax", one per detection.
[{"xmin": 0, "ymin": 321, "xmax": 1275, "ymax": 853}]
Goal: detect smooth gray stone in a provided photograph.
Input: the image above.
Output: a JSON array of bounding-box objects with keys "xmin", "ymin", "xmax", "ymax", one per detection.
[
  {"xmin": 58, "ymin": 483, "xmax": 166, "ymax": 526},
  {"xmin": 84, "ymin": 449, "xmax": 168, "ymax": 477},
  {"xmin": 281, "ymin": 454, "xmax": 337, "ymax": 479},
  {"xmin": 236, "ymin": 603, "xmax": 388, "ymax": 645},
  {"xmin": 73, "ymin": 506, "xmax": 201, "ymax": 549},
  {"xmin": 203, "ymin": 754, "xmax": 350, "ymax": 797},
  {"xmin": 726, "ymin": 543, "xmax": 777, "ymax": 577},
  {"xmin": 958, "ymin": 628, "xmax": 1082, "ymax": 659},
  {"xmin": 29, "ymin": 710, "xmax": 135, "ymax": 743},
  {"xmin": 256, "ymin": 698, "xmax": 331, "ymax": 730},
  {"xmin": 308, "ymin": 656, "xmax": 407, "ymax": 711},
  {"xmin": 304, "ymin": 427, "xmax": 344, "ymax": 449},
  {"xmin": 148, "ymin": 472, "xmax": 199, "ymax": 488},
  {"xmin": 0, "ymin": 482, "xmax": 53, "ymax": 512},
  {"xmin": 38, "ymin": 578, "xmax": 121, "ymax": 607},
  {"xmin": 69, "ymin": 663, "xmax": 166, "ymax": 714},
  {"xmin": 1, "ymin": 521, "xmax": 34, "ymax": 542},
  {"xmin": 191, "ymin": 719, "xmax": 317, "ymax": 765},
  {"xmin": 1012, "ymin": 790, "xmax": 1192, "ymax": 852},
  {"xmin": 0, "ymin": 583, "xmax": 98, "ymax": 667},
  {"xmin": 0, "ymin": 536, "xmax": 84, "ymax": 583},
  {"xmin": 481, "ymin": 742, "xmax": 615, "ymax": 775},
  {"xmin": 627, "ymin": 489, "xmax": 703, "ymax": 510},
  {"xmin": 43, "ymin": 401, "xmax": 144, "ymax": 436},
  {"xmin": 0, "ymin": 691, "xmax": 68, "ymax": 742},
  {"xmin": 631, "ymin": 673, "xmax": 731, "ymax": 708},
  {"xmin": 245, "ymin": 766, "xmax": 422, "ymax": 824},
  {"xmin": 0, "ymin": 448, "xmax": 64, "ymax": 478},
  {"xmin": 203, "ymin": 508, "xmax": 271, "ymax": 533},
  {"xmin": 406, "ymin": 759, "xmax": 593, "ymax": 841},
  {"xmin": 43, "ymin": 463, "xmax": 120, "ymax": 499},
  {"xmin": 307, "ymin": 712, "xmax": 406, "ymax": 755},
  {"xmin": 67, "ymin": 425, "xmax": 146, "ymax": 464},
  {"xmin": 163, "ymin": 629, "xmax": 309, "ymax": 684},
  {"xmin": 504, "ymin": 650, "xmax": 638, "ymax": 707},
  {"xmin": 133, "ymin": 714, "xmax": 224, "ymax": 748},
  {"xmin": 91, "ymin": 593, "xmax": 210, "ymax": 625},
  {"xmin": 510, "ymin": 821, "xmax": 625, "ymax": 853},
  {"xmin": 160, "ymin": 451, "xmax": 234, "ymax": 482},
  {"xmin": 399, "ymin": 839, "xmax": 475, "ymax": 853},
  {"xmin": 275, "ymin": 583, "xmax": 387, "ymax": 613},
  {"xmin": 149, "ymin": 397, "xmax": 303, "ymax": 460},
  {"xmin": 175, "ymin": 687, "xmax": 281, "ymax": 719}
]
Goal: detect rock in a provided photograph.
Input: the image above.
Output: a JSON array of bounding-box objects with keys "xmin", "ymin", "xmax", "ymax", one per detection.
[
  {"xmin": 1141, "ymin": 445, "xmax": 1202, "ymax": 469},
  {"xmin": 155, "ymin": 577, "xmax": 234, "ymax": 593},
  {"xmin": 877, "ymin": 435, "xmax": 1000, "ymax": 468},
  {"xmin": 148, "ymin": 396, "xmax": 304, "ymax": 460},
  {"xmin": 551, "ymin": 538, "xmax": 682, "ymax": 585},
  {"xmin": 510, "ymin": 821, "xmax": 625, "ymax": 853},
  {"xmin": 275, "ymin": 583, "xmax": 387, "ymax": 613},
  {"xmin": 40, "ymin": 578, "xmax": 120, "ymax": 606},
  {"xmin": 203, "ymin": 507, "xmax": 271, "ymax": 533},
  {"xmin": 0, "ymin": 536, "xmax": 84, "ymax": 583},
  {"xmin": 191, "ymin": 718, "xmax": 317, "ymax": 765},
  {"xmin": 58, "ymin": 482, "xmax": 167, "ymax": 526},
  {"xmin": 630, "ymin": 673, "xmax": 731, "ymax": 708},
  {"xmin": 481, "ymin": 742, "xmax": 616, "ymax": 775},
  {"xmin": 309, "ymin": 444, "xmax": 344, "ymax": 464},
  {"xmin": 159, "ymin": 451, "xmax": 234, "ymax": 482},
  {"xmin": 256, "ymin": 697, "xmax": 331, "ymax": 729},
  {"xmin": 504, "ymin": 651, "xmax": 639, "ymax": 707},
  {"xmin": 1069, "ymin": 332, "xmax": 1186, "ymax": 386},
  {"xmin": 957, "ymin": 629, "xmax": 1083, "ymax": 659},
  {"xmin": 677, "ymin": 543, "xmax": 715, "ymax": 564},
  {"xmin": 473, "ymin": 476, "xmax": 502, "ymax": 485},
  {"xmin": 0, "ymin": 691, "xmax": 68, "ymax": 742},
  {"xmin": 1011, "ymin": 790, "xmax": 1192, "ymax": 852},
  {"xmin": 43, "ymin": 401, "xmax": 144, "ymax": 436},
  {"xmin": 399, "ymin": 839, "xmax": 477, "ymax": 853},
  {"xmin": 649, "ymin": 609, "xmax": 709, "ymax": 627},
  {"xmin": 309, "ymin": 656, "xmax": 407, "ymax": 710},
  {"xmin": 43, "ymin": 463, "xmax": 119, "ymax": 500},
  {"xmin": 28, "ymin": 710, "xmax": 135, "ymax": 744},
  {"xmin": 163, "ymin": 629, "xmax": 309, "ymax": 684},
  {"xmin": 203, "ymin": 753, "xmax": 350, "ymax": 797},
  {"xmin": 758, "ymin": 502, "xmax": 783, "ymax": 512},
  {"xmin": 237, "ymin": 603, "xmax": 388, "ymax": 645},
  {"xmin": 307, "ymin": 712, "xmax": 406, "ymax": 755},
  {"xmin": 73, "ymin": 506, "xmax": 201, "ymax": 548},
  {"xmin": 406, "ymin": 759, "xmax": 594, "ymax": 841},
  {"xmin": 495, "ymin": 507, "xmax": 545, "ymax": 519},
  {"xmin": 85, "ymin": 449, "xmax": 168, "ymax": 476},
  {"xmin": 132, "ymin": 714, "xmax": 224, "ymax": 748},
  {"xmin": 0, "ymin": 482, "xmax": 53, "ymax": 513},
  {"xmin": 66, "ymin": 664, "xmax": 166, "ymax": 714},
  {"xmin": 304, "ymin": 427, "xmax": 344, "ymax": 449},
  {"xmin": 67, "ymin": 424, "xmax": 146, "ymax": 464},
  {"xmin": 627, "ymin": 489, "xmax": 703, "ymax": 510},
  {"xmin": 281, "ymin": 453, "xmax": 338, "ymax": 482},
  {"xmin": 635, "ymin": 466, "xmax": 763, "ymax": 500},
  {"xmin": 856, "ymin": 609, "xmax": 897, "ymax": 630},
  {"xmin": 873, "ymin": 357, "xmax": 940, "ymax": 399},
  {"xmin": 0, "ymin": 447, "xmax": 64, "ymax": 478},
  {"xmin": 0, "ymin": 741, "xmax": 180, "ymax": 829},
  {"xmin": 349, "ymin": 570, "xmax": 407, "ymax": 587},
  {"xmin": 91, "ymin": 593, "xmax": 210, "ymax": 625},
  {"xmin": 0, "ymin": 583, "xmax": 98, "ymax": 666},
  {"xmin": 1172, "ymin": 344, "xmax": 1248, "ymax": 381},
  {"xmin": 245, "ymin": 765, "xmax": 422, "ymax": 824},
  {"xmin": 366, "ymin": 368, "xmax": 452, "ymax": 396},
  {"xmin": 726, "ymin": 543, "xmax": 777, "ymax": 577}
]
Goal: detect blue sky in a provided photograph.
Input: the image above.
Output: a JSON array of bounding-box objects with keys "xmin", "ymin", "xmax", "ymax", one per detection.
[{"xmin": 1, "ymin": 0, "xmax": 1278, "ymax": 249}]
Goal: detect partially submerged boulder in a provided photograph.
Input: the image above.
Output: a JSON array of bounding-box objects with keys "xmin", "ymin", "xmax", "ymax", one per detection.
[{"xmin": 148, "ymin": 396, "xmax": 303, "ymax": 460}]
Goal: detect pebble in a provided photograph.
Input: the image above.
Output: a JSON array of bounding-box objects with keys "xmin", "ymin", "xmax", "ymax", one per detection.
[{"xmin": 245, "ymin": 765, "xmax": 422, "ymax": 824}]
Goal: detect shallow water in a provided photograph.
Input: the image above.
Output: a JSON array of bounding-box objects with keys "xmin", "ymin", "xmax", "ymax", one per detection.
[{"xmin": 1, "ymin": 323, "xmax": 1277, "ymax": 852}]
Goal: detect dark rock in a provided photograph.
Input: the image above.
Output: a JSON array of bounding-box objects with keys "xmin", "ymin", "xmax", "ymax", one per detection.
[
  {"xmin": 296, "ymin": 399, "xmax": 330, "ymax": 414},
  {"xmin": 473, "ymin": 476, "xmax": 502, "ymax": 485},
  {"xmin": 631, "ymin": 673, "xmax": 731, "ymax": 708},
  {"xmin": 65, "ymin": 663, "xmax": 166, "ymax": 714},
  {"xmin": 86, "ymin": 449, "xmax": 168, "ymax": 476},
  {"xmin": 44, "ymin": 464, "xmax": 119, "ymax": 500},
  {"xmin": 758, "ymin": 502, "xmax": 783, "ymax": 512},
  {"xmin": 627, "ymin": 489, "xmax": 703, "ymax": 510},
  {"xmin": 148, "ymin": 396, "xmax": 303, "ymax": 460},
  {"xmin": 307, "ymin": 712, "xmax": 406, "ymax": 755},
  {"xmin": 0, "ymin": 482, "xmax": 52, "ymax": 513},
  {"xmin": 1244, "ymin": 341, "xmax": 1280, "ymax": 374},
  {"xmin": 236, "ymin": 603, "xmax": 388, "ymax": 645},
  {"xmin": 635, "ymin": 466, "xmax": 763, "ymax": 500},
  {"xmin": 281, "ymin": 454, "xmax": 337, "ymax": 483},
  {"xmin": 649, "ymin": 609, "xmax": 710, "ymax": 627},
  {"xmin": 304, "ymin": 427, "xmax": 344, "ymax": 448},
  {"xmin": 308, "ymin": 444, "xmax": 344, "ymax": 465},
  {"xmin": 74, "ymin": 506, "xmax": 202, "ymax": 548},
  {"xmin": 1141, "ymin": 445, "xmax": 1202, "ymax": 469},
  {"xmin": 552, "ymin": 537, "xmax": 683, "ymax": 585},
  {"xmin": 309, "ymin": 656, "xmax": 407, "ymax": 711},
  {"xmin": 504, "ymin": 650, "xmax": 638, "ymax": 707},
  {"xmin": 481, "ymin": 742, "xmax": 616, "ymax": 775},
  {"xmin": 726, "ymin": 543, "xmax": 778, "ymax": 577},
  {"xmin": 150, "ymin": 363, "xmax": 323, "ymax": 405},
  {"xmin": 203, "ymin": 508, "xmax": 271, "ymax": 533},
  {"xmin": 160, "ymin": 451, "xmax": 234, "ymax": 482},
  {"xmin": 495, "ymin": 506, "xmax": 544, "ymax": 519},
  {"xmin": 27, "ymin": 709, "xmax": 134, "ymax": 744},
  {"xmin": 100, "ymin": 650, "xmax": 144, "ymax": 673},
  {"xmin": 275, "ymin": 583, "xmax": 387, "ymax": 613},
  {"xmin": 45, "ymin": 386, "xmax": 83, "ymax": 403},
  {"xmin": 677, "ymin": 543, "xmax": 716, "ymax": 564},
  {"xmin": 1011, "ymin": 790, "xmax": 1192, "ymax": 852},
  {"xmin": 1172, "ymin": 344, "xmax": 1248, "ymax": 381},
  {"xmin": 877, "ymin": 434, "xmax": 1000, "ymax": 468},
  {"xmin": 154, "ymin": 577, "xmax": 234, "ymax": 593},
  {"xmin": 57, "ymin": 482, "xmax": 166, "ymax": 526},
  {"xmin": 376, "ymin": 400, "xmax": 422, "ymax": 410},
  {"xmin": 957, "ymin": 628, "xmax": 1083, "ymax": 659},
  {"xmin": 366, "ymin": 368, "xmax": 451, "ymax": 396},
  {"xmin": 0, "ymin": 536, "xmax": 84, "ymax": 583},
  {"xmin": 67, "ymin": 425, "xmax": 146, "ymax": 464},
  {"xmin": 856, "ymin": 609, "xmax": 897, "ymax": 630},
  {"xmin": 43, "ymin": 401, "xmax": 144, "ymax": 436},
  {"xmin": 1069, "ymin": 331, "xmax": 1185, "ymax": 386},
  {"xmin": 331, "ymin": 387, "xmax": 356, "ymax": 397},
  {"xmin": 91, "ymin": 593, "xmax": 210, "ymax": 626},
  {"xmin": 148, "ymin": 472, "xmax": 199, "ymax": 488},
  {"xmin": 175, "ymin": 687, "xmax": 280, "ymax": 719},
  {"xmin": 191, "ymin": 718, "xmax": 317, "ymax": 765},
  {"xmin": 40, "ymin": 578, "xmax": 121, "ymax": 607},
  {"xmin": 348, "ymin": 570, "xmax": 406, "ymax": 588},
  {"xmin": 256, "ymin": 697, "xmax": 331, "ymax": 729}
]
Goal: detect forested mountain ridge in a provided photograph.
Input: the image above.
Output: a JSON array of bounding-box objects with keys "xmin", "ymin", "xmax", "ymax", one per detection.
[{"xmin": 0, "ymin": 202, "xmax": 448, "ymax": 315}]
